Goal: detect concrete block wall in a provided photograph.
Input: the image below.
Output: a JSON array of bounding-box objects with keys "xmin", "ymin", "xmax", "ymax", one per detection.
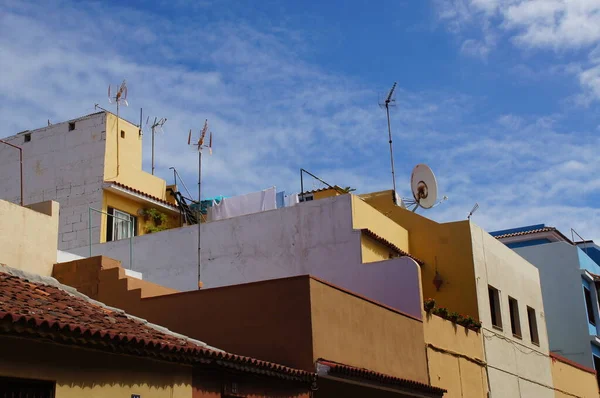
[{"xmin": 0, "ymin": 113, "xmax": 107, "ymax": 250}]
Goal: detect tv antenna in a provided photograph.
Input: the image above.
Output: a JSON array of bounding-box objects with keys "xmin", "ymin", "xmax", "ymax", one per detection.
[
  {"xmin": 107, "ymin": 80, "xmax": 129, "ymax": 176},
  {"xmin": 468, "ymin": 203, "xmax": 479, "ymax": 220},
  {"xmin": 146, "ymin": 116, "xmax": 167, "ymax": 175},
  {"xmin": 187, "ymin": 119, "xmax": 213, "ymax": 290},
  {"xmin": 402, "ymin": 164, "xmax": 447, "ymax": 212},
  {"xmin": 379, "ymin": 82, "xmax": 398, "ymax": 198}
]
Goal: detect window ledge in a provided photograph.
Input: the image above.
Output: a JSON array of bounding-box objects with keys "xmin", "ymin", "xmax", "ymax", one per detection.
[
  {"xmin": 531, "ymin": 341, "xmax": 540, "ymax": 347},
  {"xmin": 513, "ymin": 334, "xmax": 522, "ymax": 339},
  {"xmin": 492, "ymin": 325, "xmax": 503, "ymax": 332}
]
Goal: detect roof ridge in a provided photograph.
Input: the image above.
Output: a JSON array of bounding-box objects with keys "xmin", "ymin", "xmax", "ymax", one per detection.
[{"xmin": 0, "ymin": 264, "xmax": 221, "ymax": 352}]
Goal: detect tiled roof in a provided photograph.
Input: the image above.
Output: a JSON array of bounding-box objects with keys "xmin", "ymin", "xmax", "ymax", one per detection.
[
  {"xmin": 492, "ymin": 227, "xmax": 556, "ymax": 239},
  {"xmin": 105, "ymin": 181, "xmax": 178, "ymax": 209},
  {"xmin": 317, "ymin": 359, "xmax": 445, "ymax": 396},
  {"xmin": 0, "ymin": 266, "xmax": 315, "ymax": 384},
  {"xmin": 301, "ymin": 186, "xmax": 345, "ymax": 195},
  {"xmin": 360, "ymin": 228, "xmax": 424, "ymax": 265},
  {"xmin": 550, "ymin": 353, "xmax": 597, "ymax": 375}
]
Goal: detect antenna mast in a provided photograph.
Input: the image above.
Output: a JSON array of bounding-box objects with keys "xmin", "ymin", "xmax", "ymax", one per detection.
[
  {"xmin": 147, "ymin": 116, "xmax": 167, "ymax": 175},
  {"xmin": 380, "ymin": 82, "xmax": 398, "ymax": 195},
  {"xmin": 187, "ymin": 119, "xmax": 214, "ymax": 289},
  {"xmin": 107, "ymin": 80, "xmax": 129, "ymax": 177}
]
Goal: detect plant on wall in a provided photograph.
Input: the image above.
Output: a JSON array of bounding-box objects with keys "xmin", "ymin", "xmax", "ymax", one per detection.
[
  {"xmin": 142, "ymin": 208, "xmax": 168, "ymax": 234},
  {"xmin": 424, "ymin": 299, "xmax": 481, "ymax": 332}
]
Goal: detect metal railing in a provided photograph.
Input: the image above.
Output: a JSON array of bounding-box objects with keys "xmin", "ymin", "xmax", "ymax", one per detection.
[{"xmin": 88, "ymin": 207, "xmax": 134, "ymax": 270}]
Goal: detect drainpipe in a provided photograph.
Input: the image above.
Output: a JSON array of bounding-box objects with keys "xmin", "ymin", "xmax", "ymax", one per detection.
[{"xmin": 0, "ymin": 139, "xmax": 23, "ymax": 206}]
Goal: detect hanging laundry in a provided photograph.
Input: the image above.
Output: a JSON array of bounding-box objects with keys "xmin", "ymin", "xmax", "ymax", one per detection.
[{"xmin": 208, "ymin": 187, "xmax": 277, "ymax": 221}]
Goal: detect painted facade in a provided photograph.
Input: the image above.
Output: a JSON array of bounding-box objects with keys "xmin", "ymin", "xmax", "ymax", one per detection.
[
  {"xmin": 0, "ymin": 199, "xmax": 59, "ymax": 276},
  {"xmin": 493, "ymin": 225, "xmax": 600, "ymax": 377},
  {"xmin": 0, "ymin": 112, "xmax": 181, "ymax": 251},
  {"xmin": 53, "ymin": 257, "xmax": 445, "ymax": 397},
  {"xmin": 550, "ymin": 353, "xmax": 598, "ymax": 398},
  {"xmin": 69, "ymin": 194, "xmax": 424, "ymax": 319},
  {"xmin": 362, "ymin": 191, "xmax": 556, "ymax": 397}
]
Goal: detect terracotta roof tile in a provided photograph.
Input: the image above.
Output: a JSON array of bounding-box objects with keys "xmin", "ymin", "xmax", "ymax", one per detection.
[
  {"xmin": 318, "ymin": 359, "xmax": 445, "ymax": 396},
  {"xmin": 493, "ymin": 227, "xmax": 556, "ymax": 240},
  {"xmin": 0, "ymin": 268, "xmax": 314, "ymax": 383},
  {"xmin": 360, "ymin": 229, "xmax": 424, "ymax": 265},
  {"xmin": 105, "ymin": 181, "xmax": 178, "ymax": 209}
]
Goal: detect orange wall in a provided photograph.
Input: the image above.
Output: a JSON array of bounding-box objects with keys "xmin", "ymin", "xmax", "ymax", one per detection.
[
  {"xmin": 550, "ymin": 354, "xmax": 599, "ymax": 398},
  {"xmin": 309, "ymin": 278, "xmax": 428, "ymax": 384},
  {"xmin": 360, "ymin": 190, "xmax": 480, "ymax": 320}
]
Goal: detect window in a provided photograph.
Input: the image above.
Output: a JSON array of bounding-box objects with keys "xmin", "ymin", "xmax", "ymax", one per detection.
[
  {"xmin": 527, "ymin": 306, "xmax": 540, "ymax": 345},
  {"xmin": 69, "ymin": 122, "xmax": 75, "ymax": 131},
  {"xmin": 106, "ymin": 207, "xmax": 137, "ymax": 242},
  {"xmin": 24, "ymin": 133, "xmax": 31, "ymax": 143},
  {"xmin": 489, "ymin": 285, "xmax": 502, "ymax": 329},
  {"xmin": 585, "ymin": 286, "xmax": 596, "ymax": 325},
  {"xmin": 593, "ymin": 355, "xmax": 600, "ymax": 388},
  {"xmin": 0, "ymin": 376, "xmax": 55, "ymax": 398},
  {"xmin": 121, "ymin": 130, "xmax": 125, "ymax": 138},
  {"xmin": 508, "ymin": 297, "xmax": 522, "ymax": 338},
  {"xmin": 299, "ymin": 193, "xmax": 314, "ymax": 202}
]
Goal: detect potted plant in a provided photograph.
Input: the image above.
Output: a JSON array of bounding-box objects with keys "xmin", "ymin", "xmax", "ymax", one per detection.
[{"xmin": 424, "ymin": 298, "xmax": 436, "ymax": 312}]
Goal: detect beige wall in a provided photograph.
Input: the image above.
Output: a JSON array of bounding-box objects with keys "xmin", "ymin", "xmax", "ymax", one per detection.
[
  {"xmin": 104, "ymin": 113, "xmax": 167, "ymax": 199},
  {"xmin": 309, "ymin": 278, "xmax": 429, "ymax": 384},
  {"xmin": 0, "ymin": 336, "xmax": 191, "ymax": 398},
  {"xmin": 423, "ymin": 313, "xmax": 488, "ymax": 398},
  {"xmin": 0, "ymin": 200, "xmax": 59, "ymax": 276},
  {"xmin": 470, "ymin": 223, "xmax": 554, "ymax": 397},
  {"xmin": 550, "ymin": 354, "xmax": 599, "ymax": 398}
]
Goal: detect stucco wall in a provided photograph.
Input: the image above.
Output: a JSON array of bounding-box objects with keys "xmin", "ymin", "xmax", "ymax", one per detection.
[
  {"xmin": 0, "ymin": 200, "xmax": 59, "ymax": 275},
  {"xmin": 351, "ymin": 195, "xmax": 409, "ymax": 252},
  {"xmin": 423, "ymin": 314, "xmax": 488, "ymax": 398},
  {"xmin": 361, "ymin": 190, "xmax": 480, "ymax": 320},
  {"xmin": 470, "ymin": 223, "xmax": 554, "ymax": 397},
  {"xmin": 309, "ymin": 278, "xmax": 428, "ymax": 383},
  {"xmin": 0, "ymin": 113, "xmax": 107, "ymax": 250},
  {"xmin": 104, "ymin": 113, "xmax": 166, "ymax": 199},
  {"xmin": 0, "ymin": 335, "xmax": 192, "ymax": 398},
  {"xmin": 514, "ymin": 242, "xmax": 596, "ymax": 369},
  {"xmin": 550, "ymin": 354, "xmax": 599, "ymax": 398},
  {"xmin": 69, "ymin": 194, "xmax": 423, "ymax": 319}
]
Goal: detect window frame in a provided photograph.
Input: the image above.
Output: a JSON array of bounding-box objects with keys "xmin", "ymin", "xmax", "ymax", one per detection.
[
  {"xmin": 106, "ymin": 207, "xmax": 137, "ymax": 242},
  {"xmin": 488, "ymin": 285, "xmax": 503, "ymax": 330},
  {"xmin": 508, "ymin": 296, "xmax": 522, "ymax": 339},
  {"xmin": 584, "ymin": 286, "xmax": 596, "ymax": 326},
  {"xmin": 527, "ymin": 306, "xmax": 540, "ymax": 346}
]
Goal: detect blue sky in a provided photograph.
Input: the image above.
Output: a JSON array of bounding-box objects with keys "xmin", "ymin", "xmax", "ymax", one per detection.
[{"xmin": 3, "ymin": 0, "xmax": 600, "ymax": 239}]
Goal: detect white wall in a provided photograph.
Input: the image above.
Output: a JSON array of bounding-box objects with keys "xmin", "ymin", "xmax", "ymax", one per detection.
[
  {"xmin": 69, "ymin": 195, "xmax": 423, "ymax": 318},
  {"xmin": 471, "ymin": 224, "xmax": 555, "ymax": 398},
  {"xmin": 515, "ymin": 243, "xmax": 597, "ymax": 369},
  {"xmin": 0, "ymin": 113, "xmax": 107, "ymax": 250}
]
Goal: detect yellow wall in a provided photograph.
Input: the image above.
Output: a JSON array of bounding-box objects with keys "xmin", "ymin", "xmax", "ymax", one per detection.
[
  {"xmin": 0, "ymin": 336, "xmax": 192, "ymax": 398},
  {"xmin": 360, "ymin": 235, "xmax": 396, "ymax": 263},
  {"xmin": 312, "ymin": 188, "xmax": 342, "ymax": 201},
  {"xmin": 423, "ymin": 313, "xmax": 488, "ymax": 398},
  {"xmin": 351, "ymin": 195, "xmax": 409, "ymax": 253},
  {"xmin": 103, "ymin": 113, "xmax": 167, "ymax": 200},
  {"xmin": 100, "ymin": 190, "xmax": 180, "ymax": 243},
  {"xmin": 551, "ymin": 355, "xmax": 598, "ymax": 398},
  {"xmin": 360, "ymin": 190, "xmax": 480, "ymax": 320},
  {"xmin": 0, "ymin": 200, "xmax": 59, "ymax": 276},
  {"xmin": 309, "ymin": 278, "xmax": 429, "ymax": 384}
]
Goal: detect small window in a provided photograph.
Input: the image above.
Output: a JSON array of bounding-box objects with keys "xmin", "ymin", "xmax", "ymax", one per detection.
[
  {"xmin": 489, "ymin": 286, "xmax": 502, "ymax": 329},
  {"xmin": 24, "ymin": 133, "xmax": 31, "ymax": 143},
  {"xmin": 69, "ymin": 122, "xmax": 75, "ymax": 131},
  {"xmin": 593, "ymin": 355, "xmax": 600, "ymax": 388},
  {"xmin": 299, "ymin": 194, "xmax": 314, "ymax": 202},
  {"xmin": 509, "ymin": 297, "xmax": 522, "ymax": 338},
  {"xmin": 106, "ymin": 207, "xmax": 137, "ymax": 242},
  {"xmin": 527, "ymin": 306, "xmax": 540, "ymax": 345},
  {"xmin": 585, "ymin": 286, "xmax": 596, "ymax": 325},
  {"xmin": 121, "ymin": 130, "xmax": 125, "ymax": 138}
]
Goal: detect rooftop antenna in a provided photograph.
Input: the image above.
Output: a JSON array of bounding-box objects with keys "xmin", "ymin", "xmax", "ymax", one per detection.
[
  {"xmin": 187, "ymin": 119, "xmax": 214, "ymax": 290},
  {"xmin": 146, "ymin": 116, "xmax": 167, "ymax": 175},
  {"xmin": 379, "ymin": 82, "xmax": 398, "ymax": 200},
  {"xmin": 107, "ymin": 80, "xmax": 129, "ymax": 177},
  {"xmin": 467, "ymin": 203, "xmax": 479, "ymax": 220}
]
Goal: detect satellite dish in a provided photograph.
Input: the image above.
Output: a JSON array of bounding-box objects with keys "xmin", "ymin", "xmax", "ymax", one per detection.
[{"xmin": 410, "ymin": 164, "xmax": 438, "ymax": 210}]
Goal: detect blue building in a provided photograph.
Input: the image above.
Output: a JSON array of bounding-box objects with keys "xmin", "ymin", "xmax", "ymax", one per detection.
[{"xmin": 491, "ymin": 224, "xmax": 600, "ymax": 379}]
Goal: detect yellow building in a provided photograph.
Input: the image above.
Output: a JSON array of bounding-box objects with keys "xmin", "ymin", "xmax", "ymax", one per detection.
[{"xmin": 0, "ymin": 111, "xmax": 187, "ymax": 251}]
